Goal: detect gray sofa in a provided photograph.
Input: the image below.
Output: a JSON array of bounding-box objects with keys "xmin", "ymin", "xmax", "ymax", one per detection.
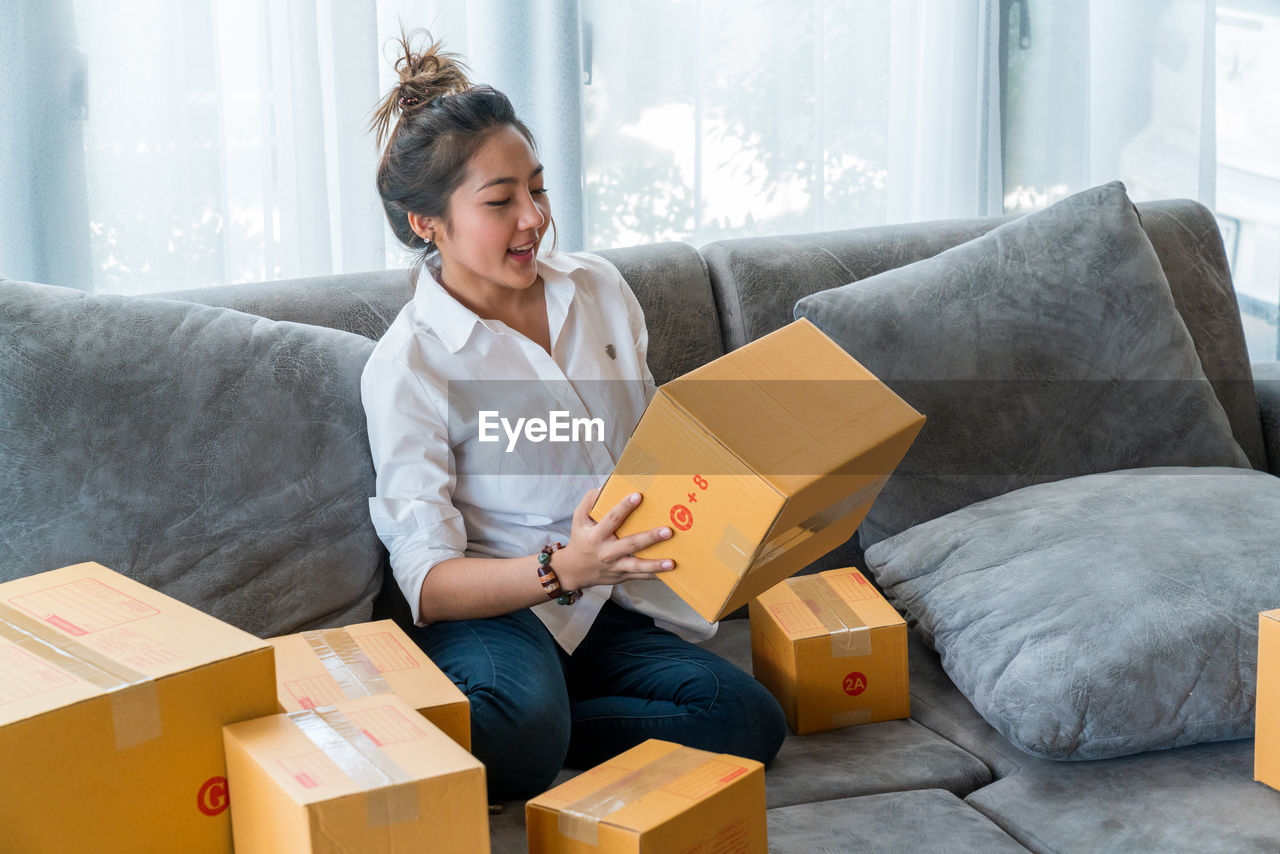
[{"xmin": 4, "ymin": 188, "xmax": 1280, "ymax": 852}]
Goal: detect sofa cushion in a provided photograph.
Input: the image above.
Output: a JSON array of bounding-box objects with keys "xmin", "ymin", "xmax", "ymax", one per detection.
[
  {"xmin": 865, "ymin": 466, "xmax": 1280, "ymax": 760},
  {"xmin": 793, "ymin": 181, "xmax": 1250, "ymax": 546},
  {"xmin": 0, "ymin": 278, "xmax": 381, "ymax": 637}
]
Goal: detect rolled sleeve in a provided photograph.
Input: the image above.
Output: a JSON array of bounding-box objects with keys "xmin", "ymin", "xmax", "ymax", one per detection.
[{"xmin": 361, "ymin": 348, "xmax": 464, "ymax": 625}]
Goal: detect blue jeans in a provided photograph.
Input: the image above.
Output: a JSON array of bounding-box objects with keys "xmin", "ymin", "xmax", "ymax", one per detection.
[{"xmin": 408, "ymin": 601, "xmax": 788, "ymax": 801}]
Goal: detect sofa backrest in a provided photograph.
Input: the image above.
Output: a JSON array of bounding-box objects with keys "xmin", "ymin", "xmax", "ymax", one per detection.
[
  {"xmin": 158, "ymin": 242, "xmax": 721, "ymax": 387},
  {"xmin": 701, "ymin": 199, "xmax": 1266, "ymax": 470}
]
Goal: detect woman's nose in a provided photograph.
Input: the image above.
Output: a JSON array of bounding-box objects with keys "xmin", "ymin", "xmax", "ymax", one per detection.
[{"xmin": 519, "ymin": 192, "xmax": 547, "ymax": 230}]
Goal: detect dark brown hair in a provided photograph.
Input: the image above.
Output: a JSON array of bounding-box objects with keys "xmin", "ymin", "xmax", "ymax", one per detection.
[{"xmin": 371, "ymin": 30, "xmax": 546, "ymax": 281}]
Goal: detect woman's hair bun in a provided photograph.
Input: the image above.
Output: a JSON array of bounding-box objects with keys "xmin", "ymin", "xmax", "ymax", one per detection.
[{"xmin": 371, "ymin": 29, "xmax": 471, "ymax": 147}]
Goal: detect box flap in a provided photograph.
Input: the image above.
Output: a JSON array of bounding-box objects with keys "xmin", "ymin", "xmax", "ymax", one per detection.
[
  {"xmin": 1, "ymin": 562, "xmax": 269, "ymax": 727},
  {"xmin": 528, "ymin": 739, "xmax": 760, "ymax": 840},
  {"xmin": 661, "ymin": 320, "xmax": 923, "ymax": 490},
  {"xmin": 756, "ymin": 568, "xmax": 903, "ymax": 641}
]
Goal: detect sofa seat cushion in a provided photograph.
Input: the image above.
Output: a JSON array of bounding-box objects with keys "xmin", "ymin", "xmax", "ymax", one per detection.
[
  {"xmin": 865, "ymin": 466, "xmax": 1280, "ymax": 760},
  {"xmin": 966, "ymin": 738, "xmax": 1280, "ymax": 853},
  {"xmin": 794, "ymin": 181, "xmax": 1249, "ymax": 547},
  {"xmin": 0, "ymin": 279, "xmax": 381, "ymax": 637},
  {"xmin": 768, "ymin": 789, "xmax": 1030, "ymax": 854}
]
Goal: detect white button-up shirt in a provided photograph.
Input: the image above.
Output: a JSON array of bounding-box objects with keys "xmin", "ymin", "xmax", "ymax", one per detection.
[{"xmin": 361, "ymin": 250, "xmax": 717, "ymax": 653}]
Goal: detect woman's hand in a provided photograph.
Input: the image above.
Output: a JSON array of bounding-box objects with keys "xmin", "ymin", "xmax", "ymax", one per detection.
[{"xmin": 553, "ymin": 488, "xmax": 676, "ymax": 591}]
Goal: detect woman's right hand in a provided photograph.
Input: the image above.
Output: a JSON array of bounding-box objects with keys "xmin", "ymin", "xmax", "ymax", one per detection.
[{"xmin": 554, "ymin": 488, "xmax": 676, "ymax": 591}]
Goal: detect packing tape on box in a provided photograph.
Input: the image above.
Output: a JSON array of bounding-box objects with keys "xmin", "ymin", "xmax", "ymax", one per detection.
[
  {"xmin": 750, "ymin": 476, "xmax": 886, "ymax": 570},
  {"xmin": 713, "ymin": 524, "xmax": 756, "ymax": 573},
  {"xmin": 831, "ymin": 709, "xmax": 872, "ymax": 728},
  {"xmin": 784, "ymin": 576, "xmax": 871, "ymax": 657},
  {"xmin": 558, "ymin": 745, "xmax": 716, "ymax": 845},
  {"xmin": 288, "ymin": 707, "xmax": 419, "ymax": 828},
  {"xmin": 302, "ymin": 628, "xmax": 393, "ymax": 699},
  {"xmin": 618, "ymin": 441, "xmax": 660, "ymax": 492},
  {"xmin": 0, "ymin": 603, "xmax": 163, "ymax": 750}
]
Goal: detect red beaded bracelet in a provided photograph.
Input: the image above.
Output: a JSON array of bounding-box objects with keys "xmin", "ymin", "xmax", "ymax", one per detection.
[{"xmin": 536, "ymin": 542, "xmax": 581, "ymax": 605}]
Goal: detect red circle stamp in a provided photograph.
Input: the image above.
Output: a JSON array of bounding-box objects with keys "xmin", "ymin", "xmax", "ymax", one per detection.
[
  {"xmin": 669, "ymin": 504, "xmax": 693, "ymax": 531},
  {"xmin": 196, "ymin": 776, "xmax": 229, "ymax": 816},
  {"xmin": 843, "ymin": 672, "xmax": 868, "ymax": 696}
]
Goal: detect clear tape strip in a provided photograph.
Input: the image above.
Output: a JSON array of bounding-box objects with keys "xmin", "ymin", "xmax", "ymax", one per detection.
[
  {"xmin": 751, "ymin": 476, "xmax": 886, "ymax": 569},
  {"xmin": 0, "ymin": 603, "xmax": 162, "ymax": 749},
  {"xmin": 831, "ymin": 708, "xmax": 872, "ymax": 728},
  {"xmin": 302, "ymin": 628, "xmax": 393, "ymax": 700},
  {"xmin": 785, "ymin": 575, "xmax": 871, "ymax": 658},
  {"xmin": 559, "ymin": 746, "xmax": 715, "ymax": 845},
  {"xmin": 288, "ymin": 707, "xmax": 419, "ymax": 828}
]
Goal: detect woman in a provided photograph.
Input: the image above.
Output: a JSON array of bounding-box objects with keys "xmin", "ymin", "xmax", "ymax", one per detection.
[{"xmin": 362, "ymin": 33, "xmax": 786, "ymax": 801}]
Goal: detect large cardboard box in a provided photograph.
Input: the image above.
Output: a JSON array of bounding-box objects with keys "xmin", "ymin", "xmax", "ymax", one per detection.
[
  {"xmin": 750, "ymin": 567, "xmax": 908, "ymax": 735},
  {"xmin": 1256, "ymin": 609, "xmax": 1280, "ymax": 790},
  {"xmin": 0, "ymin": 561, "xmax": 276, "ymax": 853},
  {"xmin": 592, "ymin": 319, "xmax": 924, "ymax": 622},
  {"xmin": 268, "ymin": 619, "xmax": 470, "ymax": 750},
  {"xmin": 223, "ymin": 693, "xmax": 489, "ymax": 853},
  {"xmin": 526, "ymin": 739, "xmax": 766, "ymax": 853}
]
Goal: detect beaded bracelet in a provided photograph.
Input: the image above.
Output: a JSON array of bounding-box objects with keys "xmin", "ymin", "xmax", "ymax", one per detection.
[{"xmin": 536, "ymin": 542, "xmax": 581, "ymax": 605}]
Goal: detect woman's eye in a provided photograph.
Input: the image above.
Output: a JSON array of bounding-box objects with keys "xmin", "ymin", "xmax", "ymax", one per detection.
[
  {"xmin": 532, "ymin": 187, "xmax": 548, "ymax": 196},
  {"xmin": 485, "ymin": 199, "xmax": 511, "ymax": 207}
]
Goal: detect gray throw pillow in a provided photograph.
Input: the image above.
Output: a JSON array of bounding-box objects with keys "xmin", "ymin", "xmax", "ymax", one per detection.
[
  {"xmin": 865, "ymin": 467, "xmax": 1280, "ymax": 760},
  {"xmin": 794, "ymin": 181, "xmax": 1250, "ymax": 547},
  {"xmin": 0, "ymin": 278, "xmax": 381, "ymax": 637}
]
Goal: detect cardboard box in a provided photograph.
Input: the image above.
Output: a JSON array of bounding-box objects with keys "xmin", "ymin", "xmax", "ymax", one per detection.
[
  {"xmin": 268, "ymin": 619, "xmax": 469, "ymax": 751},
  {"xmin": 1256, "ymin": 609, "xmax": 1280, "ymax": 790},
  {"xmin": 592, "ymin": 318, "xmax": 924, "ymax": 622},
  {"xmin": 526, "ymin": 739, "xmax": 766, "ymax": 853},
  {"xmin": 750, "ymin": 567, "xmax": 908, "ymax": 734},
  {"xmin": 0, "ymin": 561, "xmax": 276, "ymax": 853},
  {"xmin": 223, "ymin": 693, "xmax": 489, "ymax": 853}
]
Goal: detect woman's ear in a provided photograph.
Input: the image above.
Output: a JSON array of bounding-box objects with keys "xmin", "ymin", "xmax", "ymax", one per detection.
[{"xmin": 407, "ymin": 211, "xmax": 436, "ymax": 242}]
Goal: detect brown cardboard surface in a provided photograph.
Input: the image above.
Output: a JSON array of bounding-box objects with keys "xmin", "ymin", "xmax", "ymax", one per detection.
[
  {"xmin": 526, "ymin": 738, "xmax": 766, "ymax": 853},
  {"xmin": 268, "ymin": 619, "xmax": 470, "ymax": 751},
  {"xmin": 592, "ymin": 319, "xmax": 923, "ymax": 622},
  {"xmin": 750, "ymin": 567, "xmax": 909, "ymax": 735},
  {"xmin": 1257, "ymin": 610, "xmax": 1280, "ymax": 790},
  {"xmin": 0, "ymin": 562, "xmax": 277, "ymax": 853},
  {"xmin": 223, "ymin": 693, "xmax": 488, "ymax": 854}
]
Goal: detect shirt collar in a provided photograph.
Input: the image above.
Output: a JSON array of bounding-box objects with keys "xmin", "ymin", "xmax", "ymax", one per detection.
[{"xmin": 411, "ymin": 255, "xmax": 580, "ymax": 354}]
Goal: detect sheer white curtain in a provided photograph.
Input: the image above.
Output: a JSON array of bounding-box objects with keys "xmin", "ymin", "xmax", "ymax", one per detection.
[
  {"xmin": 1002, "ymin": 0, "xmax": 1217, "ymax": 210},
  {"xmin": 579, "ymin": 0, "xmax": 996, "ymax": 249}
]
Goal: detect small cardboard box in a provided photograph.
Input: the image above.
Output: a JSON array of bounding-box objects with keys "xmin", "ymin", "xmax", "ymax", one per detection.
[
  {"xmin": 526, "ymin": 738, "xmax": 766, "ymax": 853},
  {"xmin": 0, "ymin": 561, "xmax": 277, "ymax": 854},
  {"xmin": 1256, "ymin": 609, "xmax": 1280, "ymax": 790},
  {"xmin": 750, "ymin": 567, "xmax": 908, "ymax": 735},
  {"xmin": 591, "ymin": 318, "xmax": 924, "ymax": 622},
  {"xmin": 223, "ymin": 694, "xmax": 489, "ymax": 854},
  {"xmin": 268, "ymin": 619, "xmax": 470, "ymax": 751}
]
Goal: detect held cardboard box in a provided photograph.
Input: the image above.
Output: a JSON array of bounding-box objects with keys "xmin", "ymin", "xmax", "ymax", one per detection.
[
  {"xmin": 268, "ymin": 619, "xmax": 470, "ymax": 751},
  {"xmin": 0, "ymin": 561, "xmax": 276, "ymax": 854},
  {"xmin": 591, "ymin": 318, "xmax": 924, "ymax": 622},
  {"xmin": 223, "ymin": 693, "xmax": 489, "ymax": 854},
  {"xmin": 750, "ymin": 567, "xmax": 908, "ymax": 735},
  {"xmin": 526, "ymin": 738, "xmax": 766, "ymax": 853},
  {"xmin": 1256, "ymin": 609, "xmax": 1280, "ymax": 790}
]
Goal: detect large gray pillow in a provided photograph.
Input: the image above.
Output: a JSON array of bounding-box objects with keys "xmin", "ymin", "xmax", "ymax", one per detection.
[
  {"xmin": 0, "ymin": 278, "xmax": 381, "ymax": 637},
  {"xmin": 794, "ymin": 182, "xmax": 1250, "ymax": 547},
  {"xmin": 865, "ymin": 467, "xmax": 1280, "ymax": 760}
]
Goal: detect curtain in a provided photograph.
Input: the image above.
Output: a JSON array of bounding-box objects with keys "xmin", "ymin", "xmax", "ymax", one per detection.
[
  {"xmin": 66, "ymin": 0, "xmax": 384, "ymax": 294},
  {"xmin": 0, "ymin": 0, "xmax": 93, "ymax": 290},
  {"xmin": 579, "ymin": 0, "xmax": 996, "ymax": 249}
]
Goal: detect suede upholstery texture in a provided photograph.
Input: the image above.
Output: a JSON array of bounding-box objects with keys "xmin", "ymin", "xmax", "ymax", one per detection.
[
  {"xmin": 865, "ymin": 466, "xmax": 1280, "ymax": 760},
  {"xmin": 794, "ymin": 182, "xmax": 1250, "ymax": 546},
  {"xmin": 0, "ymin": 279, "xmax": 381, "ymax": 636}
]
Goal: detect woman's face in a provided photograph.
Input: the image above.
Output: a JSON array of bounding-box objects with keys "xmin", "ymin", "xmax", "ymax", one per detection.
[{"xmin": 432, "ymin": 124, "xmax": 550, "ymax": 300}]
